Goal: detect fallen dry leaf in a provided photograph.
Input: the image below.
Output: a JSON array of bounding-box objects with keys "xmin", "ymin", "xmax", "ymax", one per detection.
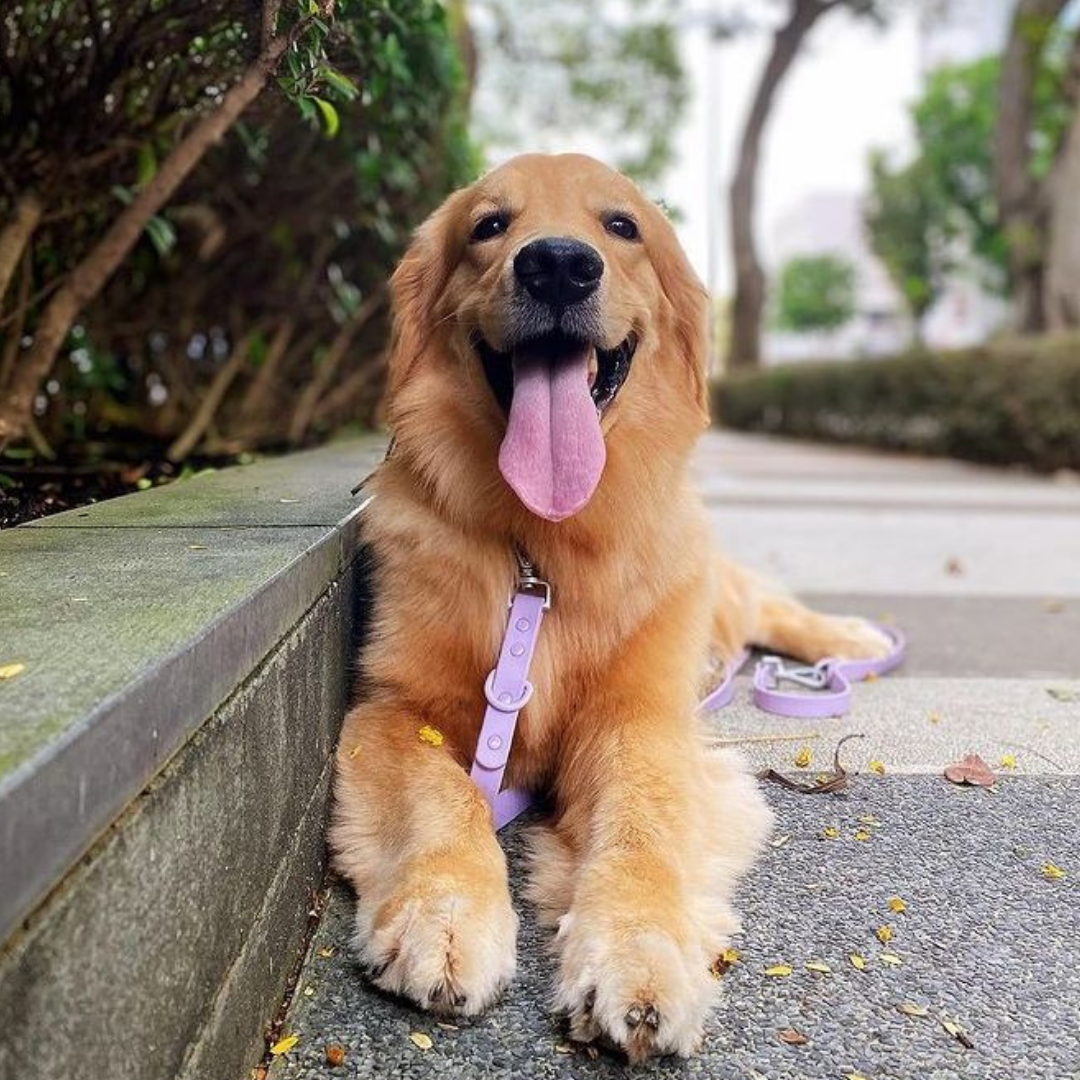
[
  {"xmin": 879, "ymin": 953, "xmax": 903, "ymax": 966},
  {"xmin": 876, "ymin": 925, "xmax": 893, "ymax": 944},
  {"xmin": 845, "ymin": 1073, "xmax": 870, "ymax": 1080},
  {"xmin": 944, "ymin": 557, "xmax": 964, "ymax": 576},
  {"xmin": 821, "ymin": 826, "xmax": 840, "ymax": 839},
  {"xmin": 763, "ymin": 964, "xmax": 793, "ymax": 977},
  {"xmin": 317, "ymin": 946, "xmax": 335, "ymax": 959},
  {"xmin": 805, "ymin": 961, "xmax": 832, "ymax": 974},
  {"xmin": 854, "ymin": 829, "xmax": 871, "ymax": 842},
  {"xmin": 770, "ymin": 834, "xmax": 791, "ymax": 848},
  {"xmin": 279, "ymin": 497, "xmax": 300, "ymax": 504},
  {"xmin": 417, "ymin": 724, "xmax": 444, "ymax": 747},
  {"xmin": 928, "ymin": 710, "xmax": 942, "ymax": 725},
  {"xmin": 868, "ymin": 759, "xmax": 886, "ymax": 776},
  {"xmin": 887, "ymin": 896, "xmax": 907, "ymax": 914},
  {"xmin": 944, "ymin": 753, "xmax": 995, "ymax": 787},
  {"xmin": 436, "ymin": 1022, "xmax": 459, "ymax": 1031},
  {"xmin": 554, "ymin": 1042, "xmax": 575, "ymax": 1054},
  {"xmin": 778, "ymin": 1028, "xmax": 808, "ymax": 1045},
  {"xmin": 757, "ymin": 733, "xmax": 865, "ymax": 795},
  {"xmin": 1042, "ymin": 599, "xmax": 1066, "ymax": 613},
  {"xmin": 303, "ymin": 985, "xmax": 315, "ymax": 997},
  {"xmin": 858, "ymin": 814, "xmax": 881, "ymax": 826},
  {"xmin": 0, "ymin": 662, "xmax": 26, "ymax": 680},
  {"xmin": 897, "ymin": 1003, "xmax": 929, "ymax": 1018},
  {"xmin": 849, "ymin": 954, "xmax": 867, "ymax": 971},
  {"xmin": 940, "ymin": 1016, "xmax": 974, "ymax": 1048},
  {"xmin": 710, "ymin": 948, "xmax": 740, "ymax": 978},
  {"xmin": 409, "ymin": 1032, "xmax": 434, "ymax": 1051},
  {"xmin": 325, "ymin": 1044, "xmax": 346, "ymax": 1067},
  {"xmin": 269, "ymin": 1034, "xmax": 299, "ymax": 1056},
  {"xmin": 1040, "ymin": 862, "xmax": 1066, "ymax": 880},
  {"xmin": 1047, "ymin": 687, "xmax": 1079, "ymax": 703},
  {"xmin": 794, "ymin": 747, "xmax": 813, "ymax": 768}
]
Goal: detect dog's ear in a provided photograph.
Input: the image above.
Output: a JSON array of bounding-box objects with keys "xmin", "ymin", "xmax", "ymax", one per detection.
[
  {"xmin": 647, "ymin": 213, "xmax": 711, "ymax": 427},
  {"xmin": 386, "ymin": 190, "xmax": 468, "ymax": 402}
]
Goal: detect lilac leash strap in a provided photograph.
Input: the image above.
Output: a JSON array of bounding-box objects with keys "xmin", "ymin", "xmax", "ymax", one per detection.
[
  {"xmin": 470, "ymin": 579, "xmax": 549, "ymax": 830},
  {"xmin": 699, "ymin": 624, "xmax": 906, "ymax": 719}
]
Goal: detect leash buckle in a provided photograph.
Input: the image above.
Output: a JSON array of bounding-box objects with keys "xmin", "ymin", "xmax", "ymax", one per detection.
[
  {"xmin": 511, "ymin": 545, "xmax": 552, "ymax": 610},
  {"xmin": 759, "ymin": 656, "xmax": 831, "ymax": 690}
]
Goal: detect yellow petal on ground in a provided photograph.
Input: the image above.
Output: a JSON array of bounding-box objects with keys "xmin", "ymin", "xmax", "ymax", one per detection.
[
  {"xmin": 845, "ymin": 1074, "xmax": 870, "ymax": 1080},
  {"xmin": 887, "ymin": 896, "xmax": 907, "ymax": 914},
  {"xmin": 710, "ymin": 948, "xmax": 740, "ymax": 978},
  {"xmin": 815, "ymin": 773, "xmax": 834, "ymax": 785},
  {"xmin": 821, "ymin": 826, "xmax": 840, "ymax": 839},
  {"xmin": 858, "ymin": 814, "xmax": 881, "ymax": 826},
  {"xmin": 270, "ymin": 1034, "xmax": 299, "ymax": 1056},
  {"xmin": 875, "ymin": 925, "xmax": 893, "ymax": 944},
  {"xmin": 417, "ymin": 725, "xmax": 444, "ymax": 747},
  {"xmin": 879, "ymin": 953, "xmax": 903, "ymax": 966},
  {"xmin": 999, "ymin": 754, "xmax": 1017, "ymax": 769},
  {"xmin": 794, "ymin": 747, "xmax": 813, "ymax": 768},
  {"xmin": 868, "ymin": 760, "xmax": 886, "ymax": 775},
  {"xmin": 805, "ymin": 960, "xmax": 832, "ymax": 974},
  {"xmin": 409, "ymin": 1032, "xmax": 434, "ymax": 1050},
  {"xmin": 763, "ymin": 964, "xmax": 793, "ymax": 977},
  {"xmin": 928, "ymin": 710, "xmax": 941, "ymax": 725},
  {"xmin": 317, "ymin": 946, "xmax": 335, "ymax": 958},
  {"xmin": 849, "ymin": 954, "xmax": 867, "ymax": 971},
  {"xmin": 897, "ymin": 1003, "xmax": 929, "ymax": 1017},
  {"xmin": 0, "ymin": 662, "xmax": 26, "ymax": 680},
  {"xmin": 1040, "ymin": 862, "xmax": 1066, "ymax": 880},
  {"xmin": 854, "ymin": 829, "xmax": 871, "ymax": 842}
]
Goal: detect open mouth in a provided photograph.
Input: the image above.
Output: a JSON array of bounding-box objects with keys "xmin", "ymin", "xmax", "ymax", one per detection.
[{"xmin": 475, "ymin": 329, "xmax": 638, "ymax": 416}]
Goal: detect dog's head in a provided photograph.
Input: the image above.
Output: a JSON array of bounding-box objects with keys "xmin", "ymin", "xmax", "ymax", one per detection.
[{"xmin": 386, "ymin": 153, "xmax": 709, "ymax": 523}]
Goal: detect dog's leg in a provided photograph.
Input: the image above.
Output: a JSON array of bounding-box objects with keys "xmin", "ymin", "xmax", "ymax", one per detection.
[
  {"xmin": 712, "ymin": 553, "xmax": 892, "ymax": 663},
  {"xmin": 330, "ymin": 703, "xmax": 517, "ymax": 1016},
  {"xmin": 545, "ymin": 604, "xmax": 772, "ymax": 1060}
]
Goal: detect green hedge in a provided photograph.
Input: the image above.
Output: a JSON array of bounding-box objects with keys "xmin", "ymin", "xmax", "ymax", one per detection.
[{"xmin": 713, "ymin": 336, "xmax": 1080, "ymax": 472}]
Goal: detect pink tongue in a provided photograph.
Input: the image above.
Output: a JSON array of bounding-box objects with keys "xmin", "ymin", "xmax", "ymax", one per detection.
[{"xmin": 498, "ymin": 344, "xmax": 606, "ymax": 521}]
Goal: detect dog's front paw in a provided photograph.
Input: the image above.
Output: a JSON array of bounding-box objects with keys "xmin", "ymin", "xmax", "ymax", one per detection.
[
  {"xmin": 553, "ymin": 911, "xmax": 714, "ymax": 1062},
  {"xmin": 356, "ymin": 866, "xmax": 517, "ymax": 1016}
]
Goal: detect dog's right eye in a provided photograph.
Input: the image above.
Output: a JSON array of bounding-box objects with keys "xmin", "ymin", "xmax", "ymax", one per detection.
[{"xmin": 470, "ymin": 212, "xmax": 510, "ymax": 243}]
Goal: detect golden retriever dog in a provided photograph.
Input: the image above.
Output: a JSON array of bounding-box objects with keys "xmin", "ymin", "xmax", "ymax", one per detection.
[{"xmin": 331, "ymin": 153, "xmax": 891, "ymax": 1061}]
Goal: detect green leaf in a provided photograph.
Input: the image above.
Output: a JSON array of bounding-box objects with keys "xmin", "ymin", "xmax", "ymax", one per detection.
[
  {"xmin": 319, "ymin": 63, "xmax": 359, "ymax": 101},
  {"xmin": 144, "ymin": 215, "xmax": 177, "ymax": 256},
  {"xmin": 312, "ymin": 96, "xmax": 340, "ymax": 138},
  {"xmin": 136, "ymin": 143, "xmax": 158, "ymax": 187}
]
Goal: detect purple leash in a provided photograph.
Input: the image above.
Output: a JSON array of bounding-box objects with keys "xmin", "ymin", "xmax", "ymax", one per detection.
[{"xmin": 472, "ymin": 552, "xmax": 906, "ymax": 829}]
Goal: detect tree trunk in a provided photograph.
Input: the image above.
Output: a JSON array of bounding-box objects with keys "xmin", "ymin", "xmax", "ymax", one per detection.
[
  {"xmin": 993, "ymin": 0, "xmax": 1068, "ymax": 333},
  {"xmin": 1044, "ymin": 100, "xmax": 1080, "ymax": 328},
  {"xmin": 0, "ymin": 12, "xmax": 302, "ymax": 451},
  {"xmin": 727, "ymin": 0, "xmax": 840, "ymax": 370},
  {"xmin": 0, "ymin": 193, "xmax": 42, "ymax": 305}
]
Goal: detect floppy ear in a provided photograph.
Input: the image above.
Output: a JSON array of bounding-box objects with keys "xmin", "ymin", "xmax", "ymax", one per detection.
[
  {"xmin": 647, "ymin": 212, "xmax": 711, "ymax": 427},
  {"xmin": 385, "ymin": 190, "xmax": 469, "ymax": 402}
]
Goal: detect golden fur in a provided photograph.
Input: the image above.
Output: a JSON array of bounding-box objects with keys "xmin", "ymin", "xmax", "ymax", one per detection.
[{"xmin": 330, "ymin": 153, "xmax": 890, "ymax": 1061}]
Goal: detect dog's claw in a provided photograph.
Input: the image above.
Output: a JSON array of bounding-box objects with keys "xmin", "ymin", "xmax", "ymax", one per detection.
[
  {"xmin": 625, "ymin": 1005, "xmax": 644, "ymax": 1028},
  {"xmin": 583, "ymin": 988, "xmax": 596, "ymax": 1013},
  {"xmin": 644, "ymin": 1005, "xmax": 661, "ymax": 1030}
]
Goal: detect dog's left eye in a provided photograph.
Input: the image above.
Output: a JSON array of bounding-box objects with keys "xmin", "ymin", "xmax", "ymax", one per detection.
[
  {"xmin": 604, "ymin": 215, "xmax": 640, "ymax": 242},
  {"xmin": 470, "ymin": 212, "xmax": 511, "ymax": 243}
]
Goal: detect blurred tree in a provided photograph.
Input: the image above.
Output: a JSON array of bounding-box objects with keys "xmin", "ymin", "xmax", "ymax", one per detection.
[
  {"xmin": 994, "ymin": 0, "xmax": 1074, "ymax": 331},
  {"xmin": 468, "ymin": 0, "xmax": 687, "ymax": 184},
  {"xmin": 773, "ymin": 254, "xmax": 855, "ymax": 332},
  {"xmin": 727, "ymin": 0, "xmax": 892, "ymax": 371},
  {"xmin": 864, "ymin": 153, "xmax": 950, "ymax": 340},
  {"xmin": 867, "ymin": 32, "xmax": 1077, "ymax": 335}
]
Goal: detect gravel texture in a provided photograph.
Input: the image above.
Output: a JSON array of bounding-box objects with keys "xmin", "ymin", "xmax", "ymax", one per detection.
[{"xmin": 268, "ymin": 776, "xmax": 1080, "ymax": 1080}]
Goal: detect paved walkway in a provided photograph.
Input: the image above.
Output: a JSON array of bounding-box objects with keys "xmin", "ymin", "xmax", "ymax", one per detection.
[{"xmin": 268, "ymin": 432, "xmax": 1080, "ymax": 1080}]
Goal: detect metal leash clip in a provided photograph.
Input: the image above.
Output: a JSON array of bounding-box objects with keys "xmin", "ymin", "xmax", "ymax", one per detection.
[
  {"xmin": 511, "ymin": 546, "xmax": 552, "ymax": 610},
  {"xmin": 757, "ymin": 656, "xmax": 832, "ymax": 691}
]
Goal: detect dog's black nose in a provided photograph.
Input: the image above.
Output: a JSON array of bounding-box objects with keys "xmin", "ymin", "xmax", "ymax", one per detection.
[{"xmin": 514, "ymin": 237, "xmax": 604, "ymax": 308}]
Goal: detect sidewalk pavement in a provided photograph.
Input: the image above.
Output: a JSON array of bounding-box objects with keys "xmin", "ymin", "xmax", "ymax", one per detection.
[{"xmin": 268, "ymin": 432, "xmax": 1079, "ymax": 1080}]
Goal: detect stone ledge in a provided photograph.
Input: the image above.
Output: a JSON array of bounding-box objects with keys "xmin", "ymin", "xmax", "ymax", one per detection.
[{"xmin": 0, "ymin": 436, "xmax": 385, "ymax": 944}]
